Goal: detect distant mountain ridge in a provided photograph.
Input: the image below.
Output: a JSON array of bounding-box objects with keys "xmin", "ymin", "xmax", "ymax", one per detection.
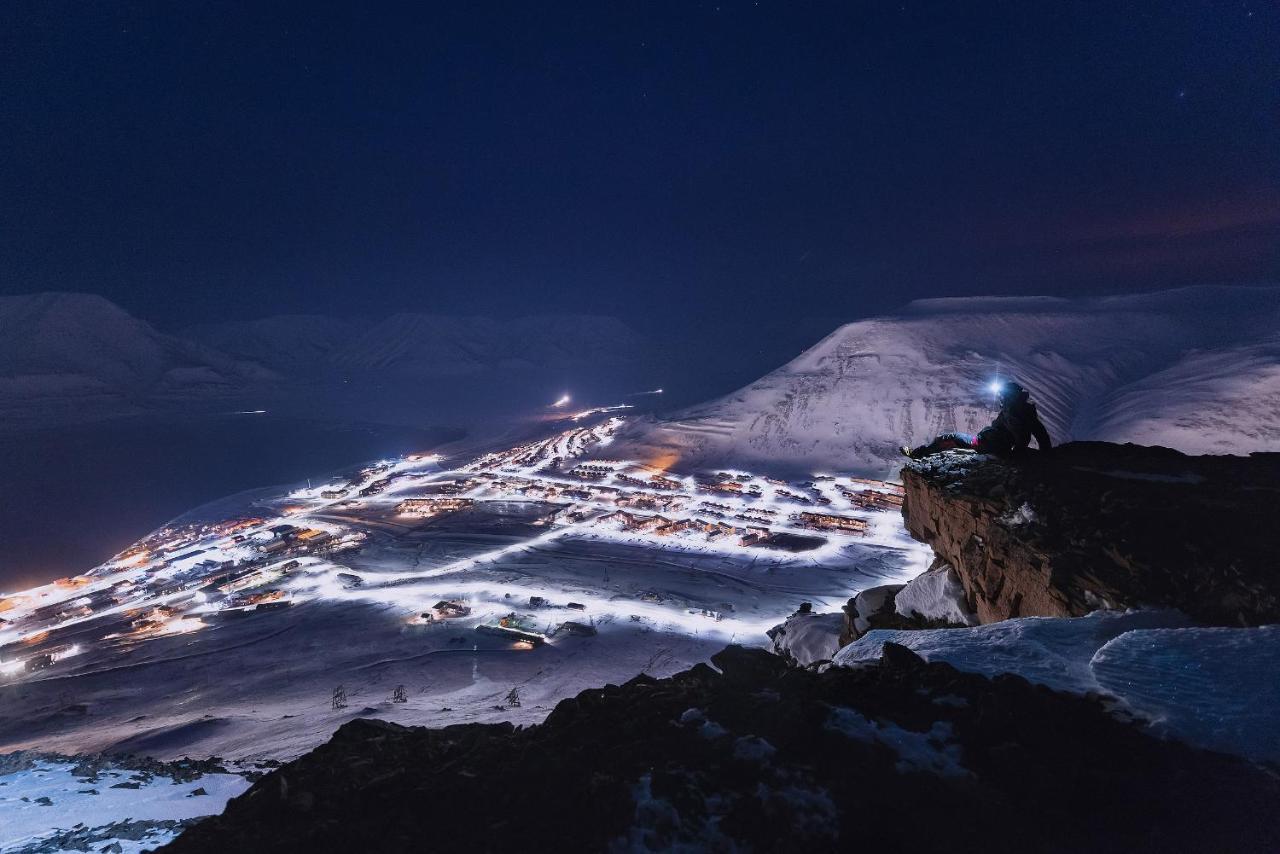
[
  {"xmin": 0, "ymin": 293, "xmax": 277, "ymax": 426},
  {"xmin": 613, "ymin": 285, "xmax": 1280, "ymax": 475},
  {"xmin": 186, "ymin": 312, "xmax": 649, "ymax": 377},
  {"xmin": 183, "ymin": 315, "xmax": 372, "ymax": 373},
  {"xmin": 0, "ymin": 293, "xmax": 661, "ymax": 428}
]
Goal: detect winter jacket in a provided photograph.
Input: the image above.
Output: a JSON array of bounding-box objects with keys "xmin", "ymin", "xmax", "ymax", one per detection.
[{"xmin": 976, "ymin": 393, "xmax": 1052, "ymax": 455}]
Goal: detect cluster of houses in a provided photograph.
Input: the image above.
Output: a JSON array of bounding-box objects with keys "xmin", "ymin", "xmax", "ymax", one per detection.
[
  {"xmin": 258, "ymin": 523, "xmax": 331, "ymax": 554},
  {"xmin": 843, "ymin": 487, "xmax": 905, "ymax": 511},
  {"xmin": 562, "ymin": 463, "xmax": 616, "ymax": 481},
  {"xmin": 791, "ymin": 511, "xmax": 870, "ymax": 534},
  {"xmin": 595, "ymin": 509, "xmax": 776, "ymax": 547},
  {"xmin": 383, "ymin": 447, "xmax": 905, "ymax": 555},
  {"xmin": 395, "ymin": 497, "xmax": 475, "ymax": 517}
]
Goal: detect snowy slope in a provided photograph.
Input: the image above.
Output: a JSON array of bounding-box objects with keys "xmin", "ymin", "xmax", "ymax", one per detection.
[
  {"xmin": 0, "ymin": 293, "xmax": 278, "ymax": 426},
  {"xmin": 617, "ymin": 286, "xmax": 1280, "ymax": 475}
]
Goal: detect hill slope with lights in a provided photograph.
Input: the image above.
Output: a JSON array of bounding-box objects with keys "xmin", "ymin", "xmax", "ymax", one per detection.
[{"xmin": 615, "ymin": 285, "xmax": 1280, "ymax": 476}]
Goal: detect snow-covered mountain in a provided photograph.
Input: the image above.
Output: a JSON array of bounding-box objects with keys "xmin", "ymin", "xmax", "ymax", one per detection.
[
  {"xmin": 614, "ymin": 286, "xmax": 1280, "ymax": 476},
  {"xmin": 0, "ymin": 293, "xmax": 278, "ymax": 426}
]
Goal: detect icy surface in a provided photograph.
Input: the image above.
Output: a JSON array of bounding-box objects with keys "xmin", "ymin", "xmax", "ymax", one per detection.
[
  {"xmin": 833, "ymin": 610, "xmax": 1192, "ymax": 693},
  {"xmin": 1091, "ymin": 625, "xmax": 1280, "ymax": 762},
  {"xmin": 614, "ymin": 286, "xmax": 1280, "ymax": 475},
  {"xmin": 0, "ymin": 759, "xmax": 250, "ymax": 853},
  {"xmin": 832, "ymin": 611, "xmax": 1280, "ymax": 762}
]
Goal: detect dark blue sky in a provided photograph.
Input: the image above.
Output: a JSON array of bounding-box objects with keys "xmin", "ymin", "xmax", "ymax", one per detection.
[{"xmin": 1, "ymin": 1, "xmax": 1276, "ymax": 336}]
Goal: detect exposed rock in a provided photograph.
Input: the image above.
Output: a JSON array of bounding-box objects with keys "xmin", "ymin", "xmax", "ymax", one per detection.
[
  {"xmin": 839, "ymin": 581, "xmax": 966, "ymax": 646},
  {"xmin": 841, "ymin": 583, "xmax": 904, "ymax": 644},
  {"xmin": 161, "ymin": 646, "xmax": 1280, "ymax": 854},
  {"xmin": 900, "ymin": 443, "xmax": 1280, "ymax": 625}
]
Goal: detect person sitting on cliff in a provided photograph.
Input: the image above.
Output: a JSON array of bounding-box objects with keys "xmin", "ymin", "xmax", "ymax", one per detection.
[{"xmin": 899, "ymin": 380, "xmax": 1053, "ymax": 460}]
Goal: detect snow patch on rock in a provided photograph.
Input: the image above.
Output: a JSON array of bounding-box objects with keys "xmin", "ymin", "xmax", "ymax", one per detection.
[
  {"xmin": 999, "ymin": 502, "xmax": 1037, "ymax": 526},
  {"xmin": 893, "ymin": 564, "xmax": 977, "ymax": 626},
  {"xmin": 766, "ymin": 612, "xmax": 844, "ymax": 667},
  {"xmin": 825, "ymin": 708, "xmax": 969, "ymax": 777},
  {"xmin": 849, "ymin": 584, "xmax": 905, "ymax": 636}
]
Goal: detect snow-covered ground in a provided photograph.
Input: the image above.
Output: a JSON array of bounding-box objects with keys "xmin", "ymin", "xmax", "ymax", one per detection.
[
  {"xmin": 0, "ymin": 757, "xmax": 250, "ymax": 853},
  {"xmin": 0, "ymin": 415, "xmax": 929, "ymax": 764},
  {"xmin": 833, "ymin": 611, "xmax": 1280, "ymax": 763},
  {"xmin": 611, "ymin": 285, "xmax": 1280, "ymax": 476}
]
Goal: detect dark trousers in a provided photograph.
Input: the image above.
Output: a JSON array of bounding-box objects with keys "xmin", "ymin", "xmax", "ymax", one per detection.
[{"xmin": 909, "ymin": 432, "xmax": 977, "ymax": 459}]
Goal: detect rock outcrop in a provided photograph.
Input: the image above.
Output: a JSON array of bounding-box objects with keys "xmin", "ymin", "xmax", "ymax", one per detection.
[
  {"xmin": 900, "ymin": 443, "xmax": 1280, "ymax": 625},
  {"xmin": 837, "ymin": 581, "xmax": 972, "ymax": 646},
  {"xmin": 161, "ymin": 645, "xmax": 1280, "ymax": 854},
  {"xmin": 766, "ymin": 604, "xmax": 845, "ymax": 667}
]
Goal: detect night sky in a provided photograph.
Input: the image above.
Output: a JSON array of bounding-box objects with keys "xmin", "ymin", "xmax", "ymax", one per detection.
[{"xmin": 1, "ymin": 1, "xmax": 1276, "ymax": 338}]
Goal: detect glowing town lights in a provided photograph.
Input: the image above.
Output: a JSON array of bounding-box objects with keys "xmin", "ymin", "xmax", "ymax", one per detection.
[
  {"xmin": 51, "ymin": 644, "xmax": 80, "ymax": 662},
  {"xmin": 0, "ymin": 407, "xmax": 917, "ymax": 694},
  {"xmin": 568, "ymin": 404, "xmax": 633, "ymax": 422},
  {"xmin": 159, "ymin": 618, "xmax": 207, "ymax": 636}
]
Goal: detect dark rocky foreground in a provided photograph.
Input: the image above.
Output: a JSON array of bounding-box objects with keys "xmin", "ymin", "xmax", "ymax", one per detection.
[
  {"xmin": 162, "ymin": 644, "xmax": 1280, "ymax": 854},
  {"xmin": 901, "ymin": 442, "xmax": 1280, "ymax": 625}
]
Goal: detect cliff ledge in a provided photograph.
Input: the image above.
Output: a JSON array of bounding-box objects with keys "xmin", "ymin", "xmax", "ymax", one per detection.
[{"xmin": 900, "ymin": 442, "xmax": 1280, "ymax": 625}]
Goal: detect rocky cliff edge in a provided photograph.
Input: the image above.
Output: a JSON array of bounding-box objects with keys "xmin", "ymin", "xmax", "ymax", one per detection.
[{"xmin": 899, "ymin": 442, "xmax": 1280, "ymax": 626}]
